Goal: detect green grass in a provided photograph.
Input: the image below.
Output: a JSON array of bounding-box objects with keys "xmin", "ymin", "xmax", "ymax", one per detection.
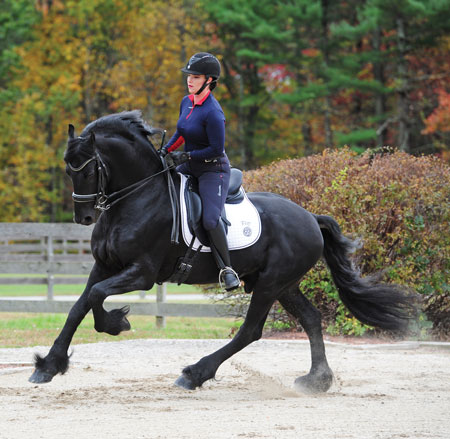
[
  {"xmin": 0, "ymin": 279, "xmax": 202, "ymax": 297},
  {"xmin": 0, "ymin": 312, "xmax": 241, "ymax": 348},
  {"xmin": 0, "ymin": 278, "xmax": 231, "ymax": 347}
]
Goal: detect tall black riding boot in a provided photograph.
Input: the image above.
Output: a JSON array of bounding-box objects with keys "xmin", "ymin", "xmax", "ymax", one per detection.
[{"xmin": 207, "ymin": 222, "xmax": 240, "ymax": 291}]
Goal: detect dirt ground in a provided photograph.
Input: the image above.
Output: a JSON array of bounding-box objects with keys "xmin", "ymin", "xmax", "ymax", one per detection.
[{"xmin": 0, "ymin": 338, "xmax": 449, "ymax": 439}]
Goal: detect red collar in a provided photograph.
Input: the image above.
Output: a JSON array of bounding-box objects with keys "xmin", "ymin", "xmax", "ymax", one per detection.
[{"xmin": 188, "ymin": 91, "xmax": 211, "ymax": 106}]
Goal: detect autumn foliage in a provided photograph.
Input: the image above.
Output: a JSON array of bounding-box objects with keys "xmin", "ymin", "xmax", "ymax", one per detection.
[
  {"xmin": 1, "ymin": 1, "xmax": 449, "ymax": 222},
  {"xmin": 243, "ymin": 149, "xmax": 450, "ymax": 337},
  {"xmin": 1, "ymin": 1, "xmax": 449, "ymax": 336}
]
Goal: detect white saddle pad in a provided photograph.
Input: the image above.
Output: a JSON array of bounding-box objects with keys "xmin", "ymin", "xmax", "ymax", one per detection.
[{"xmin": 179, "ymin": 173, "xmax": 261, "ymax": 252}]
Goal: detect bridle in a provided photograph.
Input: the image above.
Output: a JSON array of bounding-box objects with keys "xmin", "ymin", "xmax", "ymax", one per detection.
[
  {"xmin": 68, "ymin": 145, "xmax": 180, "ymax": 244},
  {"xmin": 68, "ymin": 151, "xmax": 110, "ymax": 210}
]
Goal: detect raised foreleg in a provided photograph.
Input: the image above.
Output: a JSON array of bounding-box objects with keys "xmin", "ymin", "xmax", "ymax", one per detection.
[
  {"xmin": 278, "ymin": 285, "xmax": 333, "ymax": 393},
  {"xmin": 88, "ymin": 263, "xmax": 153, "ymax": 335}
]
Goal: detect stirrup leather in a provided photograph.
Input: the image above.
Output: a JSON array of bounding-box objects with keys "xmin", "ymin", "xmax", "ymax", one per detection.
[{"xmin": 219, "ymin": 267, "xmax": 240, "ymax": 290}]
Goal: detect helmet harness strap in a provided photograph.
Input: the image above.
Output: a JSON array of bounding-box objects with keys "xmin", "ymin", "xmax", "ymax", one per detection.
[{"xmin": 195, "ymin": 76, "xmax": 217, "ymax": 95}]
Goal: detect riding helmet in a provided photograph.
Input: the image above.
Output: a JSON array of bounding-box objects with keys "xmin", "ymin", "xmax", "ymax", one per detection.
[{"xmin": 181, "ymin": 52, "xmax": 221, "ymax": 91}]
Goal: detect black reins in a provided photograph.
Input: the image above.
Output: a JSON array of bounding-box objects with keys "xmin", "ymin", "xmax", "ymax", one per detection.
[{"xmin": 69, "ymin": 149, "xmax": 180, "ymax": 244}]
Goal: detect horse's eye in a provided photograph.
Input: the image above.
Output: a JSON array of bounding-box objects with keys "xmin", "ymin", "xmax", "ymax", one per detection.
[{"xmin": 84, "ymin": 167, "xmax": 96, "ymax": 178}]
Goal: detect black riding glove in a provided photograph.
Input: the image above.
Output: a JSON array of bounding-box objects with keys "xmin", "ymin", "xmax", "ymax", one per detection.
[
  {"xmin": 159, "ymin": 146, "xmax": 169, "ymax": 157},
  {"xmin": 165, "ymin": 151, "xmax": 191, "ymax": 167}
]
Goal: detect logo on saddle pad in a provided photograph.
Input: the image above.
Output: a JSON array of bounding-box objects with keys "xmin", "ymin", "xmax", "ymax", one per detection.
[
  {"xmin": 242, "ymin": 223, "xmax": 252, "ymax": 237},
  {"xmin": 179, "ymin": 173, "xmax": 261, "ymax": 252}
]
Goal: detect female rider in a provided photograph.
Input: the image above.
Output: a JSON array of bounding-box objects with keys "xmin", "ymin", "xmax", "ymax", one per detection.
[{"xmin": 160, "ymin": 52, "xmax": 240, "ymax": 291}]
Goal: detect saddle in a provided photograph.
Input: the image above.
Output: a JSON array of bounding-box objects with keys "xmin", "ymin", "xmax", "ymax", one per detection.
[
  {"xmin": 169, "ymin": 168, "xmax": 260, "ymax": 284},
  {"xmin": 184, "ymin": 168, "xmax": 244, "ymax": 246}
]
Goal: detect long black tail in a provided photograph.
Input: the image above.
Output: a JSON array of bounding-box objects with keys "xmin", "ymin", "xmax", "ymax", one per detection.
[{"xmin": 315, "ymin": 215, "xmax": 417, "ymax": 331}]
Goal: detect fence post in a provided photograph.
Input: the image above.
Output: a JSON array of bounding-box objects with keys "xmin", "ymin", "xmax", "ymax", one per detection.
[
  {"xmin": 156, "ymin": 283, "xmax": 167, "ymax": 328},
  {"xmin": 46, "ymin": 234, "xmax": 54, "ymax": 300}
]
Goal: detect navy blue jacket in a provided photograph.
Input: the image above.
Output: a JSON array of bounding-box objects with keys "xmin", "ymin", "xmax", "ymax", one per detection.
[{"xmin": 165, "ymin": 92, "xmax": 225, "ymax": 161}]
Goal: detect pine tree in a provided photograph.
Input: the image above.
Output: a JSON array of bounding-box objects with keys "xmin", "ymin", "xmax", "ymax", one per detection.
[
  {"xmin": 360, "ymin": 0, "xmax": 450, "ymax": 152},
  {"xmin": 199, "ymin": 0, "xmax": 291, "ymax": 168}
]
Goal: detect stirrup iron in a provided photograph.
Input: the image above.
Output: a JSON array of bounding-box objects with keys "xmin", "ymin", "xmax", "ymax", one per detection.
[{"xmin": 219, "ymin": 267, "xmax": 240, "ymax": 291}]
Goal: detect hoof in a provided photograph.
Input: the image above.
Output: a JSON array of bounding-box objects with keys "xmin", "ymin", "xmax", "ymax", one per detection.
[
  {"xmin": 118, "ymin": 315, "xmax": 131, "ymax": 332},
  {"xmin": 174, "ymin": 373, "xmax": 197, "ymax": 390},
  {"xmin": 29, "ymin": 369, "xmax": 55, "ymax": 384},
  {"xmin": 294, "ymin": 371, "xmax": 333, "ymax": 394},
  {"xmin": 99, "ymin": 306, "xmax": 131, "ymax": 336},
  {"xmin": 29, "ymin": 353, "xmax": 69, "ymax": 384}
]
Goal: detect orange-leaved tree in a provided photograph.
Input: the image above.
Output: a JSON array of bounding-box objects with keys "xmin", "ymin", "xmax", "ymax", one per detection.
[
  {"xmin": 0, "ymin": 0, "xmax": 202, "ymax": 221},
  {"xmin": 0, "ymin": 1, "xmax": 84, "ymax": 221}
]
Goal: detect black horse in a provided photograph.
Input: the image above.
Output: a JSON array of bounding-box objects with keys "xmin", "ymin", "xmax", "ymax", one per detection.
[{"xmin": 29, "ymin": 111, "xmax": 415, "ymax": 392}]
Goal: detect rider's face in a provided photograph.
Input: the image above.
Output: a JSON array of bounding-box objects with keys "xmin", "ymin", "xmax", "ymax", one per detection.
[{"xmin": 187, "ymin": 74, "xmax": 211, "ymax": 94}]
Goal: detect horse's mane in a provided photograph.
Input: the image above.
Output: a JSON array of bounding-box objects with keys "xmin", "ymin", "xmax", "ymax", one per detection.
[
  {"xmin": 65, "ymin": 111, "xmax": 162, "ymax": 164},
  {"xmin": 80, "ymin": 110, "xmax": 161, "ymax": 142}
]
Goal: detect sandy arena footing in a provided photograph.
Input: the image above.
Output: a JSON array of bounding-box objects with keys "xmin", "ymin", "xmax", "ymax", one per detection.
[{"xmin": 1, "ymin": 338, "xmax": 449, "ymax": 439}]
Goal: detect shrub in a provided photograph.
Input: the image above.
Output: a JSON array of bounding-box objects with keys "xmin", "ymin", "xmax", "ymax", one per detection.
[{"xmin": 221, "ymin": 148, "xmax": 449, "ymax": 338}]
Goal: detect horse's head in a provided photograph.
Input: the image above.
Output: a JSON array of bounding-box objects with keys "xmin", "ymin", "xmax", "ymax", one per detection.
[
  {"xmin": 64, "ymin": 124, "xmax": 99, "ymax": 225},
  {"xmin": 64, "ymin": 111, "xmax": 163, "ymax": 225}
]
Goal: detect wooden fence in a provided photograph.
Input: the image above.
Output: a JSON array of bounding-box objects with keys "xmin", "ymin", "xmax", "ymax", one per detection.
[
  {"xmin": 0, "ymin": 222, "xmax": 94, "ymax": 299},
  {"xmin": 0, "ymin": 223, "xmax": 229, "ymax": 325}
]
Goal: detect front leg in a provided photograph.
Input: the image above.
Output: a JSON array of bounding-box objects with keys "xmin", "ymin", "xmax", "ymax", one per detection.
[
  {"xmin": 88, "ymin": 263, "xmax": 152, "ymax": 335},
  {"xmin": 29, "ymin": 264, "xmax": 106, "ymax": 383}
]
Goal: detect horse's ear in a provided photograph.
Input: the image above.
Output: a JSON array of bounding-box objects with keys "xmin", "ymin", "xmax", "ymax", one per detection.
[
  {"xmin": 89, "ymin": 132, "xmax": 96, "ymax": 145},
  {"xmin": 68, "ymin": 124, "xmax": 75, "ymax": 139}
]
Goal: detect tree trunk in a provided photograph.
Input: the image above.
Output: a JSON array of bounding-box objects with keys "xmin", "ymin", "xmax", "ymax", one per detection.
[
  {"xmin": 45, "ymin": 115, "xmax": 57, "ymax": 222},
  {"xmin": 81, "ymin": 64, "xmax": 92, "ymax": 124},
  {"xmin": 243, "ymin": 107, "xmax": 257, "ymax": 169},
  {"xmin": 302, "ymin": 122, "xmax": 313, "ymax": 156},
  {"xmin": 321, "ymin": 0, "xmax": 334, "ymax": 148},
  {"xmin": 238, "ymin": 67, "xmax": 246, "ymax": 168},
  {"xmin": 373, "ymin": 26, "xmax": 386, "ymax": 146},
  {"xmin": 396, "ymin": 16, "xmax": 410, "ymax": 152},
  {"xmin": 373, "ymin": 25, "xmax": 387, "ymax": 147},
  {"xmin": 238, "ymin": 62, "xmax": 263, "ymax": 169}
]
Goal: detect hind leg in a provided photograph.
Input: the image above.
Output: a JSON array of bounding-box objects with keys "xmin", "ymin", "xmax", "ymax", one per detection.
[
  {"xmin": 279, "ymin": 285, "xmax": 333, "ymax": 393},
  {"xmin": 175, "ymin": 291, "xmax": 274, "ymax": 390}
]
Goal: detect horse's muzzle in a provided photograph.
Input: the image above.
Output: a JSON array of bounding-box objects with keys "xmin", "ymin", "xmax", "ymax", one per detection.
[{"xmin": 74, "ymin": 214, "xmax": 95, "ymax": 225}]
